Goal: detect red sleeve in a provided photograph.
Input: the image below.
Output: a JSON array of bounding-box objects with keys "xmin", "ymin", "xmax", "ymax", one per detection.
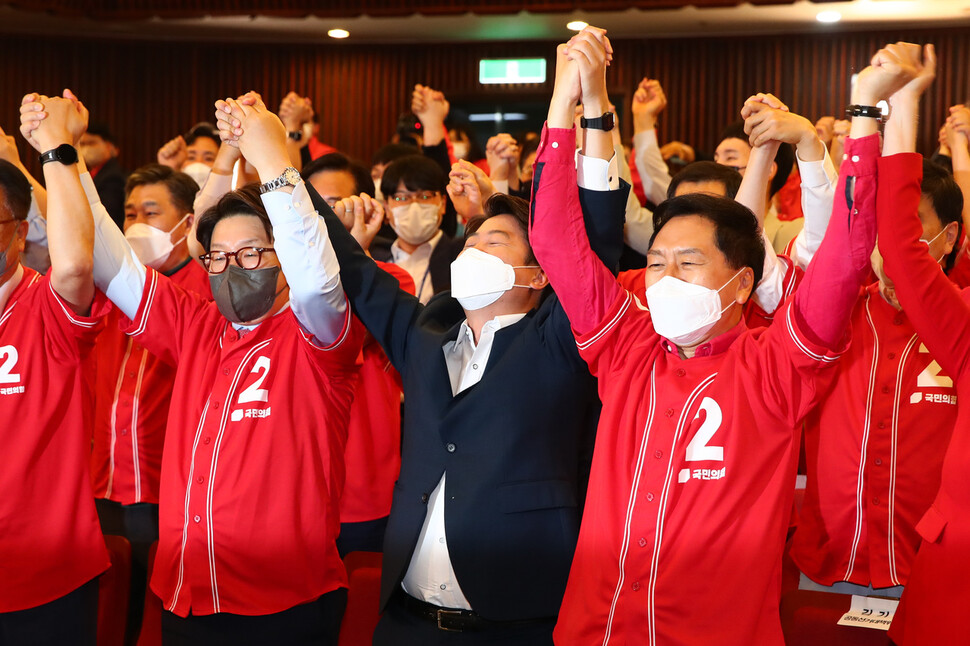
[
  {"xmin": 529, "ymin": 123, "xmax": 623, "ymax": 335},
  {"xmin": 296, "ymin": 298, "xmax": 366, "ymax": 387},
  {"xmin": 878, "ymin": 153, "xmax": 970, "ymax": 380},
  {"xmin": 41, "ymin": 276, "xmax": 112, "ymax": 358},
  {"xmin": 119, "ymin": 268, "xmax": 211, "ymax": 366},
  {"xmin": 792, "ymin": 135, "xmax": 879, "ymax": 350}
]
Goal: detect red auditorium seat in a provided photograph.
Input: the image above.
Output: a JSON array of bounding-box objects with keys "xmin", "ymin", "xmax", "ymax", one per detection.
[
  {"xmin": 98, "ymin": 534, "xmax": 132, "ymax": 646},
  {"xmin": 780, "ymin": 589, "xmax": 893, "ymax": 646},
  {"xmin": 136, "ymin": 541, "xmax": 162, "ymax": 646},
  {"xmin": 338, "ymin": 551, "xmax": 383, "ymax": 646}
]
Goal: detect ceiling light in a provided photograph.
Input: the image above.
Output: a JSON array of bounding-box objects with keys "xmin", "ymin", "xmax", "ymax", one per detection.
[
  {"xmin": 328, "ymin": 28, "xmax": 350, "ymax": 39},
  {"xmin": 567, "ymin": 21, "xmax": 588, "ymax": 31},
  {"xmin": 816, "ymin": 11, "xmax": 842, "ymax": 23}
]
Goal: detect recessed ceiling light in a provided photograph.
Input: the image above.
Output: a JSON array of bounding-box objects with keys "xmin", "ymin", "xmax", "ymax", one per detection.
[
  {"xmin": 567, "ymin": 21, "xmax": 588, "ymax": 31},
  {"xmin": 816, "ymin": 11, "xmax": 842, "ymax": 23},
  {"xmin": 328, "ymin": 28, "xmax": 350, "ymax": 39}
]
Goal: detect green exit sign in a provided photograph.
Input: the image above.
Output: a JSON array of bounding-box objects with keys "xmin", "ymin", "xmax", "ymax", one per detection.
[{"xmin": 479, "ymin": 58, "xmax": 546, "ymax": 85}]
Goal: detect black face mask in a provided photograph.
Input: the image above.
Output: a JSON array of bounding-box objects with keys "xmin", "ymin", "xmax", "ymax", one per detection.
[{"xmin": 209, "ymin": 264, "xmax": 282, "ymax": 324}]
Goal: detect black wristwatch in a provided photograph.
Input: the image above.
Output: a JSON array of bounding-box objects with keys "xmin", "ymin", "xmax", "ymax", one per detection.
[
  {"xmin": 846, "ymin": 104, "xmax": 884, "ymax": 121},
  {"xmin": 287, "ymin": 131, "xmax": 303, "ymax": 141},
  {"xmin": 39, "ymin": 143, "xmax": 79, "ymax": 166},
  {"xmin": 580, "ymin": 112, "xmax": 615, "ymax": 132}
]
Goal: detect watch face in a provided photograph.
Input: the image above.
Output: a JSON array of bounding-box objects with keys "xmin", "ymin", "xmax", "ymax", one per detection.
[{"xmin": 283, "ymin": 167, "xmax": 301, "ymax": 186}]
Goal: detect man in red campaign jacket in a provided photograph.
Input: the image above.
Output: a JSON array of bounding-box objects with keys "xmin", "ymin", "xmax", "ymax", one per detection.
[
  {"xmin": 24, "ymin": 90, "xmax": 364, "ymax": 645},
  {"xmin": 871, "ymin": 43, "xmax": 970, "ymax": 646},
  {"xmin": 529, "ymin": 30, "xmax": 914, "ymax": 645},
  {"xmin": 1, "ymin": 92, "xmax": 110, "ymax": 645},
  {"xmin": 85, "ymin": 162, "xmax": 212, "ymax": 644},
  {"xmin": 791, "ymin": 157, "xmax": 963, "ymax": 596}
]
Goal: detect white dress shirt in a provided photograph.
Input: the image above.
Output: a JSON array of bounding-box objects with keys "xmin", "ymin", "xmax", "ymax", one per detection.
[
  {"xmin": 391, "ymin": 229, "xmax": 443, "ymax": 305},
  {"xmin": 401, "ymin": 313, "xmax": 526, "ymax": 609}
]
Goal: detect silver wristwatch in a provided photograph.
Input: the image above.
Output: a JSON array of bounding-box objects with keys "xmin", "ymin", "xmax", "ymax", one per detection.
[{"xmin": 258, "ymin": 167, "xmax": 301, "ymax": 194}]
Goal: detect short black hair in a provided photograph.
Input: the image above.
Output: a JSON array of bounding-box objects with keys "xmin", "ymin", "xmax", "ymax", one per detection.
[
  {"xmin": 125, "ymin": 164, "xmax": 200, "ymax": 213},
  {"xmin": 86, "ymin": 122, "xmax": 116, "ymax": 144},
  {"xmin": 184, "ymin": 122, "xmax": 220, "ymax": 149},
  {"xmin": 465, "ymin": 193, "xmax": 537, "ymax": 265},
  {"xmin": 649, "ymin": 193, "xmax": 765, "ymax": 286},
  {"xmin": 371, "ymin": 143, "xmax": 418, "ymax": 168},
  {"xmin": 302, "ymin": 152, "xmax": 375, "ymax": 197},
  {"xmin": 667, "ymin": 161, "xmax": 743, "ymax": 200},
  {"xmin": 0, "ymin": 159, "xmax": 31, "ymax": 221},
  {"xmin": 196, "ymin": 183, "xmax": 272, "ymax": 253},
  {"xmin": 922, "ymin": 158, "xmax": 964, "ymax": 273},
  {"xmin": 717, "ymin": 121, "xmax": 794, "ymax": 198},
  {"xmin": 380, "ymin": 154, "xmax": 447, "ymax": 199}
]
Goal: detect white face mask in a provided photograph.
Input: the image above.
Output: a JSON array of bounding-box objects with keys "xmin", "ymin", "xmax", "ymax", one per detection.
[
  {"xmin": 181, "ymin": 162, "xmax": 211, "ymax": 190},
  {"xmin": 645, "ymin": 269, "xmax": 743, "ymax": 347},
  {"xmin": 391, "ymin": 202, "xmax": 440, "ymax": 246},
  {"xmin": 920, "ymin": 227, "xmax": 949, "ymax": 264},
  {"xmin": 450, "ymin": 247, "xmax": 538, "ymax": 311},
  {"xmin": 125, "ymin": 213, "xmax": 190, "ymax": 269},
  {"xmin": 452, "ymin": 141, "xmax": 470, "ymax": 161}
]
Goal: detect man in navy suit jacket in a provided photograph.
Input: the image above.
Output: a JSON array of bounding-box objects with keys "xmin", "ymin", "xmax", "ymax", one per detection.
[{"xmin": 309, "ymin": 53, "xmax": 626, "ymax": 646}]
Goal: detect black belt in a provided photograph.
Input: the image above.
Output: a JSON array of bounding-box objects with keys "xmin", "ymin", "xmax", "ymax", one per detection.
[{"xmin": 396, "ymin": 591, "xmax": 553, "ymax": 633}]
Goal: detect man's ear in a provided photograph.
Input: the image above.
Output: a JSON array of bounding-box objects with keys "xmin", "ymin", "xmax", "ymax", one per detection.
[
  {"xmin": 768, "ymin": 161, "xmax": 777, "ymax": 182},
  {"xmin": 184, "ymin": 212, "xmax": 195, "ymax": 230},
  {"xmin": 530, "ymin": 267, "xmax": 549, "ymax": 290},
  {"xmin": 944, "ymin": 220, "xmax": 960, "ymax": 253},
  {"xmin": 735, "ymin": 266, "xmax": 755, "ymax": 305}
]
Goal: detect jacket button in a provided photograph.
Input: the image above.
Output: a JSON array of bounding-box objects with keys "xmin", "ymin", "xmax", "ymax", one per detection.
[
  {"xmin": 446, "ymin": 443, "xmax": 456, "ymax": 453},
  {"xmin": 632, "ymin": 582, "xmax": 640, "ymax": 591},
  {"xmin": 675, "ymin": 369, "xmax": 686, "ymax": 377},
  {"xmin": 874, "ymin": 458, "xmax": 882, "ymax": 466},
  {"xmin": 421, "ymin": 493, "xmax": 429, "ymax": 503}
]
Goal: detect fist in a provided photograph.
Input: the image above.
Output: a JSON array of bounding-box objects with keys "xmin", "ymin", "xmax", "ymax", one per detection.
[{"xmin": 157, "ymin": 135, "xmax": 188, "ymax": 169}]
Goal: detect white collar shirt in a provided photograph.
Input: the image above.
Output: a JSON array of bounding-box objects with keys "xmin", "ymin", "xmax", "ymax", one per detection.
[
  {"xmin": 391, "ymin": 229, "xmax": 443, "ymax": 305},
  {"xmin": 400, "ymin": 312, "xmax": 527, "ymax": 609}
]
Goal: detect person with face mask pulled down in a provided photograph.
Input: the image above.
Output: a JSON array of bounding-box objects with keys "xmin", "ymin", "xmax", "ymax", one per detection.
[
  {"xmin": 261, "ymin": 41, "xmax": 629, "ymax": 646},
  {"xmin": 368, "ymin": 154, "xmax": 466, "ymax": 305},
  {"xmin": 85, "ymin": 163, "xmax": 212, "ymax": 645},
  {"xmin": 529, "ymin": 29, "xmax": 914, "ymax": 645},
  {"xmin": 23, "ymin": 91, "xmax": 364, "ymax": 645}
]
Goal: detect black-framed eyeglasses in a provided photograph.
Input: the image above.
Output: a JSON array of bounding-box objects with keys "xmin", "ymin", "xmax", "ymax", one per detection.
[{"xmin": 200, "ymin": 247, "xmax": 276, "ymax": 274}]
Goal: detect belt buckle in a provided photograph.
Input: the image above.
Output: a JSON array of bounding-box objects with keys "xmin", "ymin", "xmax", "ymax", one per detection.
[{"xmin": 436, "ymin": 608, "xmax": 464, "ymax": 632}]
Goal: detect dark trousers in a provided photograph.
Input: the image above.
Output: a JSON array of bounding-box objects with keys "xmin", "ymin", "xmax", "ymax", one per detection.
[
  {"xmin": 0, "ymin": 577, "xmax": 99, "ymax": 646},
  {"xmin": 372, "ymin": 593, "xmax": 556, "ymax": 646},
  {"xmin": 96, "ymin": 498, "xmax": 159, "ymax": 646},
  {"xmin": 337, "ymin": 515, "xmax": 389, "ymax": 558},
  {"xmin": 161, "ymin": 588, "xmax": 348, "ymax": 646}
]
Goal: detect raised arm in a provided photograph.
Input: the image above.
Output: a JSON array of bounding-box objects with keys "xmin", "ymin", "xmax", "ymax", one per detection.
[
  {"xmin": 530, "ymin": 33, "xmax": 623, "ymax": 336},
  {"xmin": 19, "ymin": 91, "xmax": 94, "ymax": 314},
  {"xmin": 793, "ymin": 42, "xmax": 917, "ymax": 349},
  {"xmin": 216, "ymin": 93, "xmax": 346, "ymax": 345},
  {"xmin": 944, "ymin": 105, "xmax": 970, "ymax": 234},
  {"xmin": 877, "ymin": 45, "xmax": 970, "ymax": 378},
  {"xmin": 631, "ymin": 78, "xmax": 672, "ymax": 205}
]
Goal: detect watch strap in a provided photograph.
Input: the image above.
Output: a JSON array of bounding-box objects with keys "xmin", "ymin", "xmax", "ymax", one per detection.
[
  {"xmin": 38, "ymin": 144, "xmax": 79, "ymax": 166},
  {"xmin": 580, "ymin": 112, "xmax": 615, "ymax": 132},
  {"xmin": 846, "ymin": 104, "xmax": 884, "ymax": 121}
]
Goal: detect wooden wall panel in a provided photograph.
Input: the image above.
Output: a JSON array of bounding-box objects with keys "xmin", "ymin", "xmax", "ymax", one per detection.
[{"xmin": 1, "ymin": 26, "xmax": 968, "ymax": 182}]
